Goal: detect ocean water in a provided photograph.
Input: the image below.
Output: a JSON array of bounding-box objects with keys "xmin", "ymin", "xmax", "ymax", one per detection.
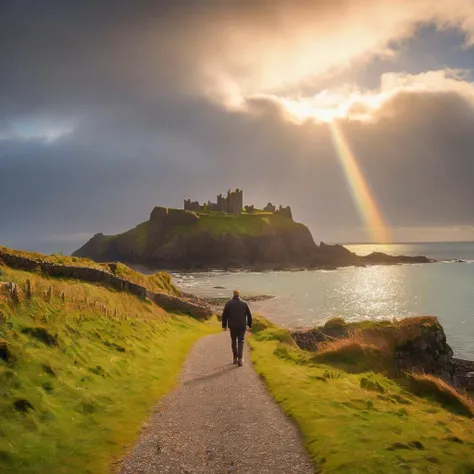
[{"xmin": 172, "ymin": 242, "xmax": 474, "ymax": 360}]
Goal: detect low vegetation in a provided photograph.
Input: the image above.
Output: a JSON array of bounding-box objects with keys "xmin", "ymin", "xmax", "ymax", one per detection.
[
  {"xmin": 189, "ymin": 212, "xmax": 301, "ymax": 236},
  {"xmin": 0, "ymin": 263, "xmax": 217, "ymax": 473},
  {"xmin": 0, "ymin": 245, "xmax": 178, "ymax": 296},
  {"xmin": 249, "ymin": 316, "xmax": 474, "ymax": 473},
  {"xmin": 0, "ymin": 245, "xmax": 105, "ymax": 270}
]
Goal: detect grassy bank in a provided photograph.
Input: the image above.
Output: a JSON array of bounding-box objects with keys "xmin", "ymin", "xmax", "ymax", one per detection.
[
  {"xmin": 0, "ymin": 264, "xmax": 217, "ymax": 473},
  {"xmin": 0, "ymin": 245, "xmax": 178, "ymax": 295},
  {"xmin": 249, "ymin": 317, "xmax": 474, "ymax": 473}
]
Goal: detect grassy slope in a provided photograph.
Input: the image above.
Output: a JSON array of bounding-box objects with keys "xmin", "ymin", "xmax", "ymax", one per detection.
[
  {"xmin": 0, "ymin": 245, "xmax": 177, "ymax": 295},
  {"xmin": 249, "ymin": 318, "xmax": 474, "ymax": 474},
  {"xmin": 77, "ymin": 210, "xmax": 308, "ymax": 260},
  {"xmin": 193, "ymin": 212, "xmax": 302, "ymax": 236},
  {"xmin": 139, "ymin": 210, "xmax": 302, "ymax": 238},
  {"xmin": 0, "ymin": 264, "xmax": 218, "ymax": 474}
]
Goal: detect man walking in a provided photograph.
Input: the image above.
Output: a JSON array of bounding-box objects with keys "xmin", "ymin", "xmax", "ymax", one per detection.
[{"xmin": 222, "ymin": 290, "xmax": 253, "ymax": 367}]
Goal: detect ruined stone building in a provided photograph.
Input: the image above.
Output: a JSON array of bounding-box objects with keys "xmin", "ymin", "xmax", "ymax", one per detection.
[
  {"xmin": 184, "ymin": 189, "xmax": 243, "ymax": 215},
  {"xmin": 184, "ymin": 190, "xmax": 292, "ymax": 219},
  {"xmin": 264, "ymin": 202, "xmax": 292, "ymax": 219}
]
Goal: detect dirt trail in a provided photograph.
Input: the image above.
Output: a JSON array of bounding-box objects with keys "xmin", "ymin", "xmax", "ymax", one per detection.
[{"xmin": 117, "ymin": 332, "xmax": 314, "ymax": 473}]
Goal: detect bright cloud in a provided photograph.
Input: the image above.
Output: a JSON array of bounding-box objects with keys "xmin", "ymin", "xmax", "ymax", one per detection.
[
  {"xmin": 244, "ymin": 69, "xmax": 474, "ymax": 123},
  {"xmin": 194, "ymin": 0, "xmax": 474, "ymax": 104}
]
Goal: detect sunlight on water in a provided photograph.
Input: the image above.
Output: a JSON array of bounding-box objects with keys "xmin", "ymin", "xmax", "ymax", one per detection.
[{"xmin": 173, "ymin": 249, "xmax": 474, "ymax": 360}]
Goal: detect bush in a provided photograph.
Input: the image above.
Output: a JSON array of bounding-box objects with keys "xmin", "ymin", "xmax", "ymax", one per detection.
[
  {"xmin": 312, "ymin": 338, "xmax": 384, "ymax": 373},
  {"xmin": 324, "ymin": 317, "xmax": 346, "ymax": 329}
]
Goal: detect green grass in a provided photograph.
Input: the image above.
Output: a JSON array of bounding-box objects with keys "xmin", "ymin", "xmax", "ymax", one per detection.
[
  {"xmin": 249, "ymin": 316, "xmax": 474, "ymax": 473},
  {"xmin": 110, "ymin": 262, "xmax": 179, "ymax": 295},
  {"xmin": 0, "ymin": 245, "xmax": 178, "ymax": 296},
  {"xmin": 193, "ymin": 213, "xmax": 301, "ymax": 236},
  {"xmin": 0, "ymin": 245, "xmax": 105, "ymax": 270},
  {"xmin": 0, "ymin": 265, "xmax": 218, "ymax": 473}
]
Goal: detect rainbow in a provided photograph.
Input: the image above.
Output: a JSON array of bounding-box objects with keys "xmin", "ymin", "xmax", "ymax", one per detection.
[{"xmin": 329, "ymin": 120, "xmax": 390, "ymax": 243}]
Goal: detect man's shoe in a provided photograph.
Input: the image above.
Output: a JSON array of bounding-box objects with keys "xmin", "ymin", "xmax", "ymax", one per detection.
[
  {"xmin": 233, "ymin": 357, "xmax": 238, "ymax": 364},
  {"xmin": 238, "ymin": 359, "xmax": 243, "ymax": 367}
]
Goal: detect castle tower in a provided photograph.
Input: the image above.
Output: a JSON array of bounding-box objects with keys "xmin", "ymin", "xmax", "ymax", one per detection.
[{"xmin": 228, "ymin": 189, "xmax": 243, "ymax": 214}]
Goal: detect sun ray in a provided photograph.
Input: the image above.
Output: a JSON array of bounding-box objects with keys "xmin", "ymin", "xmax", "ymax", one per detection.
[{"xmin": 329, "ymin": 120, "xmax": 390, "ymax": 243}]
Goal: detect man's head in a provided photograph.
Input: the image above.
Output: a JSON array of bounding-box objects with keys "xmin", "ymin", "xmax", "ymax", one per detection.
[{"xmin": 233, "ymin": 289, "xmax": 240, "ymax": 298}]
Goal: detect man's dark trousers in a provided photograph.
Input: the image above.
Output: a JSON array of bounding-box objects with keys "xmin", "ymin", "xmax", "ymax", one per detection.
[{"xmin": 230, "ymin": 327, "xmax": 246, "ymax": 360}]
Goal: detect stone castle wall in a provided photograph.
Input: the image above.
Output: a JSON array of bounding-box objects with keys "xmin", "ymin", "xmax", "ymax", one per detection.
[
  {"xmin": 184, "ymin": 189, "xmax": 243, "ymax": 215},
  {"xmin": 0, "ymin": 250, "xmax": 212, "ymax": 320},
  {"xmin": 184, "ymin": 190, "xmax": 292, "ymax": 219}
]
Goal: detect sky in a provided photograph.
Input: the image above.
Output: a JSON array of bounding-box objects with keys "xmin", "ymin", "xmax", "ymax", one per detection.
[{"xmin": 2, "ymin": 0, "xmax": 474, "ymax": 253}]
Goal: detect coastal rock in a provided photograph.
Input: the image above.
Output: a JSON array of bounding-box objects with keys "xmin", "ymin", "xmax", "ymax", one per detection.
[
  {"xmin": 452, "ymin": 358, "xmax": 474, "ymax": 390},
  {"xmin": 291, "ymin": 329, "xmax": 329, "ymax": 351},
  {"xmin": 73, "ymin": 207, "xmax": 432, "ymax": 271},
  {"xmin": 74, "ymin": 208, "xmax": 320, "ymax": 270},
  {"xmin": 394, "ymin": 326, "xmax": 455, "ymax": 381},
  {"xmin": 292, "ymin": 317, "xmax": 457, "ymax": 383},
  {"xmin": 362, "ymin": 252, "xmax": 431, "ymax": 265}
]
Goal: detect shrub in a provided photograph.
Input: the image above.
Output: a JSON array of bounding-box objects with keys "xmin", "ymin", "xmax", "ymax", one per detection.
[
  {"xmin": 251, "ymin": 315, "xmax": 272, "ymax": 333},
  {"xmin": 324, "ymin": 317, "xmax": 346, "ymax": 329},
  {"xmin": 312, "ymin": 337, "xmax": 384, "ymax": 373}
]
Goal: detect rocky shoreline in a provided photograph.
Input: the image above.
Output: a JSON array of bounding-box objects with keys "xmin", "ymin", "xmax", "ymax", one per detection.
[
  {"xmin": 125, "ymin": 256, "xmax": 434, "ymax": 274},
  {"xmin": 203, "ymin": 294, "xmax": 275, "ymax": 310},
  {"xmin": 292, "ymin": 318, "xmax": 474, "ymax": 392},
  {"xmin": 73, "ymin": 205, "xmax": 434, "ymax": 271}
]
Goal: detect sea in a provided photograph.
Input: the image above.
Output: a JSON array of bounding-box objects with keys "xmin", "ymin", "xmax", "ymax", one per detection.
[{"xmin": 171, "ymin": 242, "xmax": 474, "ymax": 360}]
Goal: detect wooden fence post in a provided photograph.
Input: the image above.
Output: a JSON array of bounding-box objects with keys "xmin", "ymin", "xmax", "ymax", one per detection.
[{"xmin": 25, "ymin": 279, "xmax": 32, "ymax": 300}]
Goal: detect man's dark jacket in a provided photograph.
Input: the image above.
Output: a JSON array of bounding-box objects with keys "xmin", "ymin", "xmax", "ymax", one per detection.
[{"xmin": 222, "ymin": 296, "xmax": 252, "ymax": 330}]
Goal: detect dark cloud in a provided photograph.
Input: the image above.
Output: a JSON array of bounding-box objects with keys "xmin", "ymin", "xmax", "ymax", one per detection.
[{"xmin": 1, "ymin": 1, "xmax": 474, "ymax": 252}]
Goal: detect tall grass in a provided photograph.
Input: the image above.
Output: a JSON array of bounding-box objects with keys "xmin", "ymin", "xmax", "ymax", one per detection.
[
  {"xmin": 0, "ymin": 245, "xmax": 178, "ymax": 296},
  {"xmin": 249, "ymin": 315, "xmax": 474, "ymax": 473},
  {"xmin": 0, "ymin": 265, "xmax": 217, "ymax": 473}
]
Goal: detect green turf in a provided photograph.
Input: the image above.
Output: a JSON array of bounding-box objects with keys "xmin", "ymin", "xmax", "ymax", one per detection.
[
  {"xmin": 0, "ymin": 265, "xmax": 218, "ymax": 473},
  {"xmin": 0, "ymin": 245, "xmax": 178, "ymax": 296},
  {"xmin": 249, "ymin": 317, "xmax": 474, "ymax": 473}
]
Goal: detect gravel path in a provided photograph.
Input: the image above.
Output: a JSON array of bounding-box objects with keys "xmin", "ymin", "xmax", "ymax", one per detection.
[{"xmin": 117, "ymin": 331, "xmax": 315, "ymax": 474}]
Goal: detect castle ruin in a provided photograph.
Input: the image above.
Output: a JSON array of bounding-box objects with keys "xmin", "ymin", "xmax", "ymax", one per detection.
[
  {"xmin": 184, "ymin": 190, "xmax": 292, "ymax": 219},
  {"xmin": 184, "ymin": 189, "xmax": 243, "ymax": 215}
]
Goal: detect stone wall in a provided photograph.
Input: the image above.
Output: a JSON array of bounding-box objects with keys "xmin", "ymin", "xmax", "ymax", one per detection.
[
  {"xmin": 184, "ymin": 189, "xmax": 243, "ymax": 214},
  {"xmin": 275, "ymin": 205, "xmax": 293, "ymax": 220},
  {"xmin": 0, "ymin": 250, "xmax": 212, "ymax": 320}
]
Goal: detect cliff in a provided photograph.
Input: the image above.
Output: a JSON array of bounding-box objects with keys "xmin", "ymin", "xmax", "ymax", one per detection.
[
  {"xmin": 73, "ymin": 207, "xmax": 431, "ymax": 270},
  {"xmin": 74, "ymin": 207, "xmax": 321, "ymax": 270},
  {"xmin": 250, "ymin": 316, "xmax": 474, "ymax": 472},
  {"xmin": 291, "ymin": 316, "xmax": 473, "ymax": 390}
]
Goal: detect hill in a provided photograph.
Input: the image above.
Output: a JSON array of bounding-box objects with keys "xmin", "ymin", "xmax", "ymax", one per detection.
[
  {"xmin": 73, "ymin": 207, "xmax": 431, "ymax": 270},
  {"xmin": 0, "ymin": 246, "xmax": 471, "ymax": 473},
  {"xmin": 249, "ymin": 316, "xmax": 474, "ymax": 472},
  {"xmin": 0, "ymin": 248, "xmax": 217, "ymax": 473}
]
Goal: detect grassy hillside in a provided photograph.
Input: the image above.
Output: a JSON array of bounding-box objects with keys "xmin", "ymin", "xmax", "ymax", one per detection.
[
  {"xmin": 74, "ymin": 207, "xmax": 318, "ymax": 269},
  {"xmin": 0, "ymin": 245, "xmax": 178, "ymax": 295},
  {"xmin": 191, "ymin": 211, "xmax": 304, "ymax": 236},
  {"xmin": 0, "ymin": 263, "xmax": 217, "ymax": 473},
  {"xmin": 118, "ymin": 210, "xmax": 304, "ymax": 241},
  {"xmin": 249, "ymin": 317, "xmax": 474, "ymax": 473}
]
